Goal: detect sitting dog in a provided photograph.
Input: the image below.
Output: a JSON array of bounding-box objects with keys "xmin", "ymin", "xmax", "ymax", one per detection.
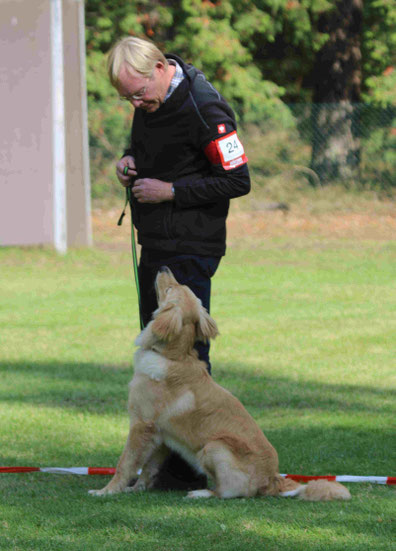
[{"xmin": 89, "ymin": 267, "xmax": 350, "ymax": 501}]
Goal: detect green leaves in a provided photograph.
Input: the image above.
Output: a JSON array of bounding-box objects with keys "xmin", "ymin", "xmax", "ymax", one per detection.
[
  {"xmin": 84, "ymin": 0, "xmax": 396, "ymax": 108},
  {"xmin": 362, "ymin": 0, "xmax": 396, "ymax": 105},
  {"xmin": 84, "ymin": 0, "xmax": 395, "ymax": 194}
]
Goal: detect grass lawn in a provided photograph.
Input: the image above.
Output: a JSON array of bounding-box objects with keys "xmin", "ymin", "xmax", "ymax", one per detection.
[{"xmin": 0, "ymin": 207, "xmax": 395, "ymax": 550}]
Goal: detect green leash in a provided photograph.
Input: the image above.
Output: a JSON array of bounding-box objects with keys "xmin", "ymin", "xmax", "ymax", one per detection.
[{"xmin": 118, "ymin": 182, "xmax": 144, "ymax": 330}]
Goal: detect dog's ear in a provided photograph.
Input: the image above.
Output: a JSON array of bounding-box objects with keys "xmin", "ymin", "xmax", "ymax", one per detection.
[
  {"xmin": 135, "ymin": 322, "xmax": 155, "ymax": 349},
  {"xmin": 151, "ymin": 302, "xmax": 183, "ymax": 341},
  {"xmin": 196, "ymin": 307, "xmax": 219, "ymax": 343}
]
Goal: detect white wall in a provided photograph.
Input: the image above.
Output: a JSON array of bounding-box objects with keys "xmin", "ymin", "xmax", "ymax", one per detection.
[{"xmin": 0, "ymin": 0, "xmax": 91, "ymax": 251}]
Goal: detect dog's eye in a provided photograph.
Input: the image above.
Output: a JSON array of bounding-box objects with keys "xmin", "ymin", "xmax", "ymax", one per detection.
[{"xmin": 165, "ymin": 287, "xmax": 172, "ymax": 294}]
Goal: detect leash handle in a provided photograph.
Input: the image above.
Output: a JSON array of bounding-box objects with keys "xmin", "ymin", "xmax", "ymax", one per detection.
[{"xmin": 118, "ymin": 186, "xmax": 144, "ymax": 330}]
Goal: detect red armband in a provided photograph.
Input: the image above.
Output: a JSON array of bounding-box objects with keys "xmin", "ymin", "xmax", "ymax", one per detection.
[{"xmin": 204, "ymin": 131, "xmax": 248, "ymax": 171}]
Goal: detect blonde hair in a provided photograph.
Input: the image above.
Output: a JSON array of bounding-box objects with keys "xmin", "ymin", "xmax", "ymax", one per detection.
[{"xmin": 107, "ymin": 37, "xmax": 168, "ymax": 86}]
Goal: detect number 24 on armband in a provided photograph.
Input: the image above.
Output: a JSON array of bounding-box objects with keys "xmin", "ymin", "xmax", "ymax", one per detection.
[{"xmin": 216, "ymin": 131, "xmax": 248, "ymax": 171}]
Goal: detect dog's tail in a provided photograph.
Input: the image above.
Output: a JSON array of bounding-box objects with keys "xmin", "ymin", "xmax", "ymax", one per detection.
[{"xmin": 277, "ymin": 475, "xmax": 351, "ymax": 501}]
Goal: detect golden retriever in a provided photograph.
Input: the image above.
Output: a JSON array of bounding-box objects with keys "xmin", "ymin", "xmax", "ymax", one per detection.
[{"xmin": 89, "ymin": 267, "xmax": 350, "ymax": 501}]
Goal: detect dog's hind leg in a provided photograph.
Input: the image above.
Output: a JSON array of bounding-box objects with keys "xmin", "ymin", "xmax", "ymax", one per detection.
[
  {"xmin": 89, "ymin": 421, "xmax": 160, "ymax": 496},
  {"xmin": 187, "ymin": 441, "xmax": 252, "ymax": 499}
]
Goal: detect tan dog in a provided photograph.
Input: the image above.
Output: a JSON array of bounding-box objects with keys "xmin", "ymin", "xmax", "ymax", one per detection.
[{"xmin": 89, "ymin": 267, "xmax": 350, "ymax": 501}]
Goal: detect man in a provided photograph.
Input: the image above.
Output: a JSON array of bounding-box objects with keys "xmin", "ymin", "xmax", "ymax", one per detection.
[{"xmin": 107, "ymin": 36, "xmax": 250, "ymax": 488}]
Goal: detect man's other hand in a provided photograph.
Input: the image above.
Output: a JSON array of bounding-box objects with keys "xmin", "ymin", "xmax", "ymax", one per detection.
[
  {"xmin": 116, "ymin": 156, "xmax": 137, "ymax": 187},
  {"xmin": 132, "ymin": 178, "xmax": 174, "ymax": 203}
]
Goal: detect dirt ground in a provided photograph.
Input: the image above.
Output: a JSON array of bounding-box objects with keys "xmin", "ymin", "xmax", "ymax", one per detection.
[
  {"xmin": 226, "ymin": 206, "xmax": 396, "ymax": 244},
  {"xmin": 92, "ymin": 196, "xmax": 396, "ymax": 251}
]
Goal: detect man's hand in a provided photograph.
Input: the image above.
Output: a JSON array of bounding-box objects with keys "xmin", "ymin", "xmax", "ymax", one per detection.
[
  {"xmin": 132, "ymin": 178, "xmax": 174, "ymax": 203},
  {"xmin": 116, "ymin": 156, "xmax": 137, "ymax": 187}
]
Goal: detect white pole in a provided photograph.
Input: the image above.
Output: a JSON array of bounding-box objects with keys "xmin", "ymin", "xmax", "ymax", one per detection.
[
  {"xmin": 50, "ymin": 0, "xmax": 67, "ymax": 253},
  {"xmin": 77, "ymin": 0, "xmax": 92, "ymax": 246}
]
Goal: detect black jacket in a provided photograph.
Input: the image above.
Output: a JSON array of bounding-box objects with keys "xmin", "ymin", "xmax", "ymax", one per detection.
[{"xmin": 124, "ymin": 54, "xmax": 250, "ymax": 256}]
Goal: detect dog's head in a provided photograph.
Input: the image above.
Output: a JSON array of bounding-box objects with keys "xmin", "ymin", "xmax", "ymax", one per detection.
[{"xmin": 139, "ymin": 267, "xmax": 218, "ymax": 349}]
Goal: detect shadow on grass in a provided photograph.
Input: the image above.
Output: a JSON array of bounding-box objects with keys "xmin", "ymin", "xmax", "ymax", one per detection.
[
  {"xmin": 0, "ymin": 359, "xmax": 394, "ymax": 417},
  {"xmin": 1, "ymin": 475, "xmax": 394, "ymax": 551},
  {"xmin": 1, "ymin": 361, "xmax": 394, "ymax": 551},
  {"xmin": 0, "ymin": 360, "xmax": 131, "ymax": 415},
  {"xmin": 214, "ymin": 365, "xmax": 395, "ymax": 416},
  {"xmin": 2, "ymin": 359, "xmax": 394, "ymax": 470}
]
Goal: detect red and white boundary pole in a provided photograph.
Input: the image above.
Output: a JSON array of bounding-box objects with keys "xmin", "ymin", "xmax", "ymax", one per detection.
[
  {"xmin": 0, "ymin": 467, "xmax": 395, "ymax": 484},
  {"xmin": 281, "ymin": 474, "xmax": 396, "ymax": 485},
  {"xmin": 0, "ymin": 467, "xmax": 116, "ymax": 475}
]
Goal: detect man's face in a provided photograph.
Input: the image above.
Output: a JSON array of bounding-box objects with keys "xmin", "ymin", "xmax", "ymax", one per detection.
[{"xmin": 116, "ymin": 62, "xmax": 167, "ymax": 113}]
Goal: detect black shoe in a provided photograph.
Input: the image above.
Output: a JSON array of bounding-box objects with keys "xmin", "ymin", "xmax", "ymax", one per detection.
[{"xmin": 152, "ymin": 452, "xmax": 208, "ymax": 491}]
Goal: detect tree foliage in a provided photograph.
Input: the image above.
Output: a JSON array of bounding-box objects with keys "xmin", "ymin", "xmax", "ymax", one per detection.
[
  {"xmin": 85, "ymin": 0, "xmax": 395, "ymax": 193},
  {"xmin": 362, "ymin": 0, "xmax": 396, "ymax": 105},
  {"xmin": 85, "ymin": 0, "xmax": 395, "ymax": 109}
]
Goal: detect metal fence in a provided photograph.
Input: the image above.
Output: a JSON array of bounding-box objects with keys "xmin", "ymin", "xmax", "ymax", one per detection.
[
  {"xmin": 89, "ymin": 101, "xmax": 396, "ymax": 199},
  {"xmin": 289, "ymin": 103, "xmax": 396, "ymax": 188}
]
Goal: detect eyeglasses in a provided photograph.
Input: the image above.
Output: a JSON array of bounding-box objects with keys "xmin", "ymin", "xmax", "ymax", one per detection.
[
  {"xmin": 118, "ymin": 79, "xmax": 150, "ymax": 102},
  {"xmin": 119, "ymin": 86, "xmax": 147, "ymax": 102}
]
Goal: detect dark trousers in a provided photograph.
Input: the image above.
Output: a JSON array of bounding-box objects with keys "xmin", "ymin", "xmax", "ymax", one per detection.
[{"xmin": 138, "ymin": 249, "xmax": 220, "ymax": 373}]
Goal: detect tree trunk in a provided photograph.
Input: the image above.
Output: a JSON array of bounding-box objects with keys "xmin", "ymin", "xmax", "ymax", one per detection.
[{"xmin": 311, "ymin": 0, "xmax": 363, "ymax": 184}]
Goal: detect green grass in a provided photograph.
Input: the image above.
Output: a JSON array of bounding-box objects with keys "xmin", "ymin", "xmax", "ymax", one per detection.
[{"xmin": 0, "ymin": 238, "xmax": 395, "ymax": 550}]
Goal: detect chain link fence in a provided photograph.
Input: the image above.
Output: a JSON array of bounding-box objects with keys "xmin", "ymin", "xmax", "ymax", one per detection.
[
  {"xmin": 257, "ymin": 103, "xmax": 396, "ymax": 189},
  {"xmin": 89, "ymin": 101, "xmax": 396, "ymax": 199}
]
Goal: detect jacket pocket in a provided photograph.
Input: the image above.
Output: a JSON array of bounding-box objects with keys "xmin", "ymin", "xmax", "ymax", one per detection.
[
  {"xmin": 135, "ymin": 203, "xmax": 168, "ymax": 238},
  {"xmin": 171, "ymin": 202, "xmax": 228, "ymax": 243}
]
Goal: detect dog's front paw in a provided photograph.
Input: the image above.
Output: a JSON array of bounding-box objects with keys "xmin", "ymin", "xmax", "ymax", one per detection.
[
  {"xmin": 88, "ymin": 487, "xmax": 119, "ymax": 497},
  {"xmin": 123, "ymin": 479, "xmax": 146, "ymax": 493},
  {"xmin": 186, "ymin": 489, "xmax": 215, "ymax": 499}
]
